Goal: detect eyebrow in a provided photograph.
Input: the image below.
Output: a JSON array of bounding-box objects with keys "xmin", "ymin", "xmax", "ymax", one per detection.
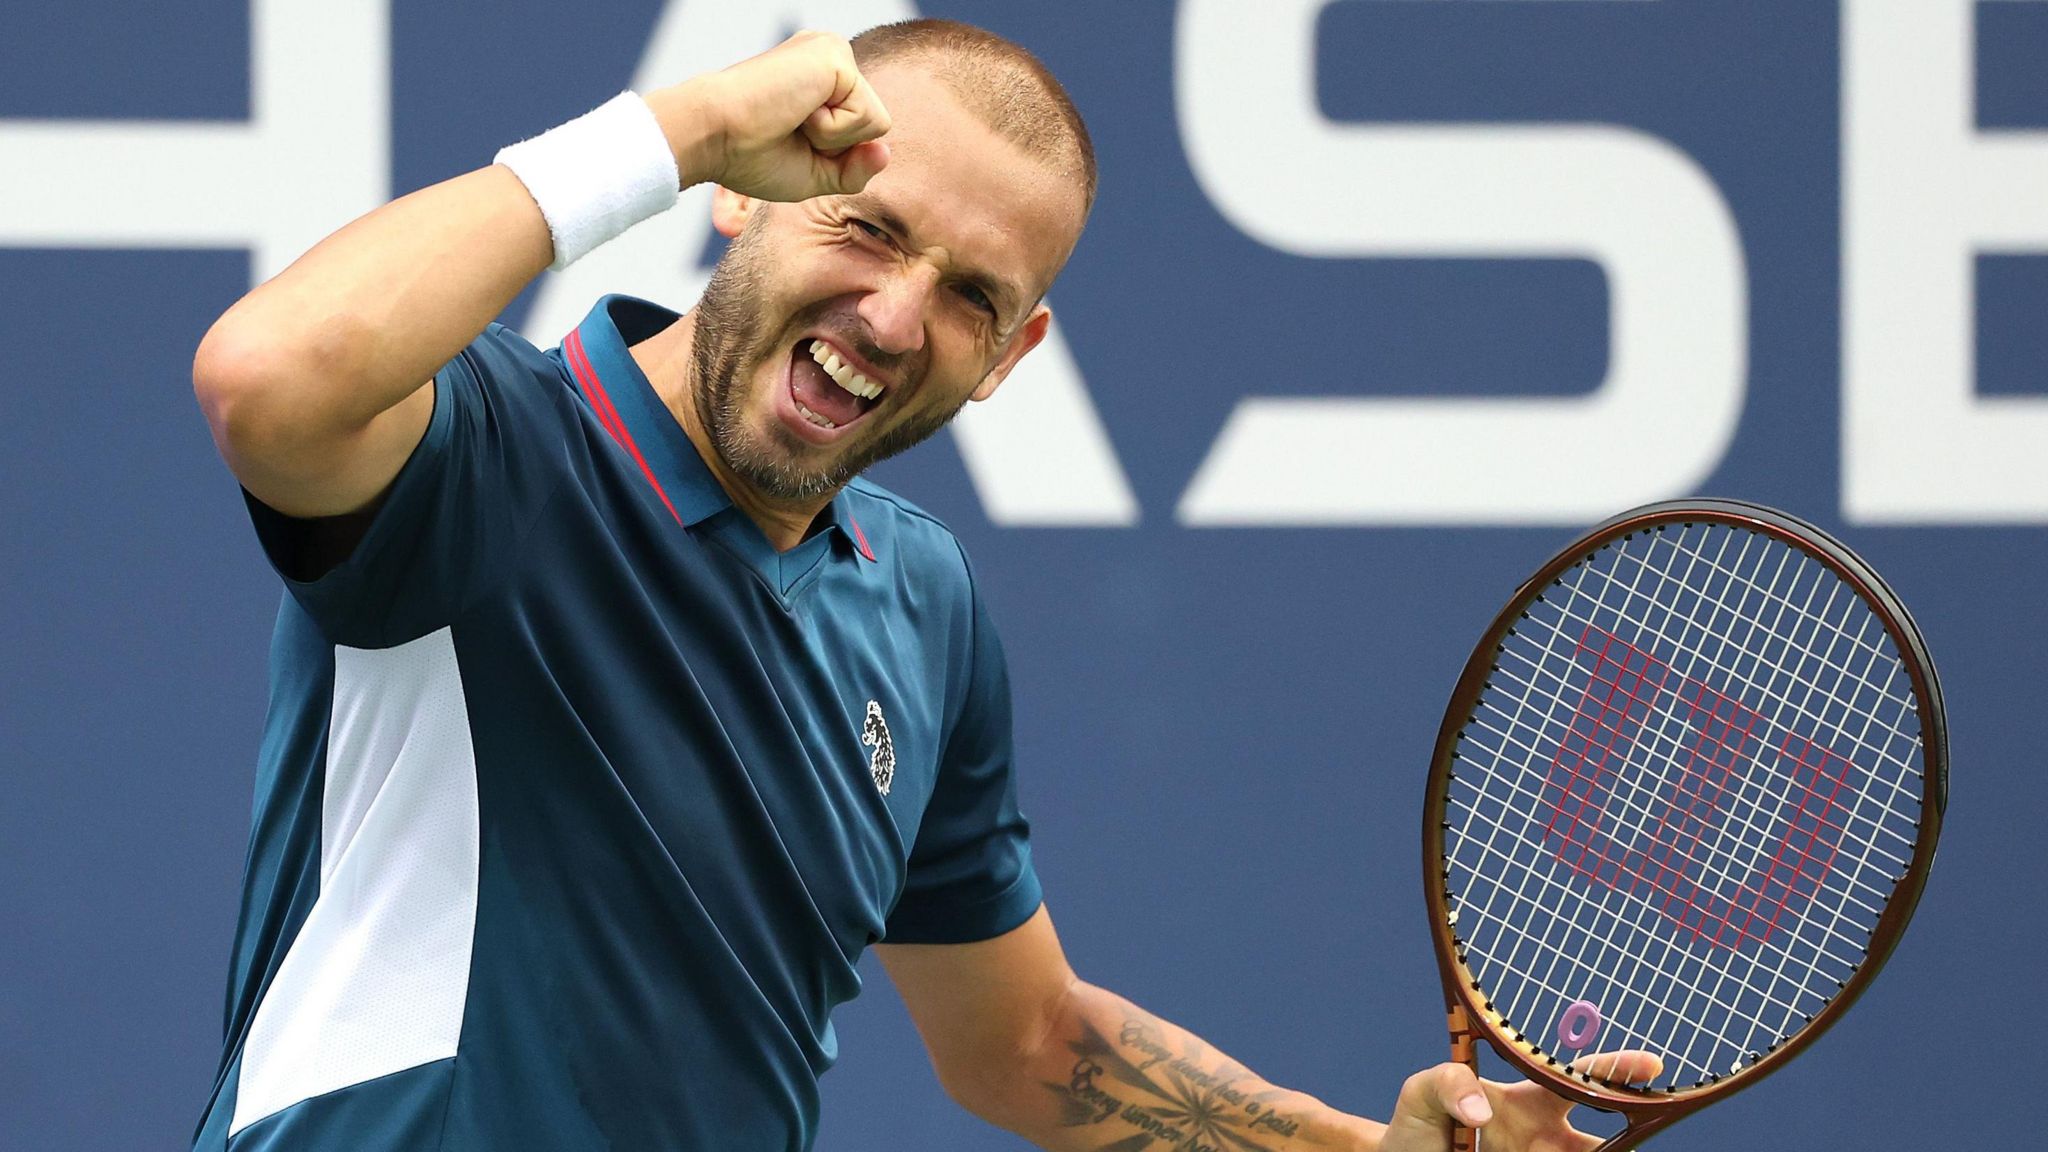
[{"xmin": 848, "ymin": 195, "xmax": 1025, "ymax": 318}]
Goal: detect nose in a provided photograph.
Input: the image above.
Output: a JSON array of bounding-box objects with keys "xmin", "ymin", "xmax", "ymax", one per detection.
[{"xmin": 855, "ymin": 264, "xmax": 935, "ymax": 356}]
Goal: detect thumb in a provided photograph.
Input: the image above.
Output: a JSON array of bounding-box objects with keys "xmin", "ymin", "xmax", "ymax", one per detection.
[
  {"xmin": 818, "ymin": 139, "xmax": 890, "ymax": 194},
  {"xmin": 1436, "ymin": 1064, "xmax": 1495, "ymax": 1128},
  {"xmin": 1398, "ymin": 1063, "xmax": 1494, "ymax": 1130}
]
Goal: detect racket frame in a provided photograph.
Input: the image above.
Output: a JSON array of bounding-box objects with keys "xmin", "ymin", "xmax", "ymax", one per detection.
[{"xmin": 1421, "ymin": 499, "xmax": 1947, "ymax": 1148}]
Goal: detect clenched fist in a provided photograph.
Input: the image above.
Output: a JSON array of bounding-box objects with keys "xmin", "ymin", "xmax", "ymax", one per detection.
[{"xmin": 648, "ymin": 30, "xmax": 893, "ymax": 203}]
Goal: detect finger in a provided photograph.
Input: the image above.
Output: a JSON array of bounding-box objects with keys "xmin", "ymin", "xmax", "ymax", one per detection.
[
  {"xmin": 819, "ymin": 139, "xmax": 891, "ymax": 194},
  {"xmin": 1505, "ymin": 1049, "xmax": 1663, "ymax": 1128},
  {"xmin": 802, "ymin": 73, "xmax": 892, "ymax": 153},
  {"xmin": 1567, "ymin": 1049, "xmax": 1664, "ymax": 1087}
]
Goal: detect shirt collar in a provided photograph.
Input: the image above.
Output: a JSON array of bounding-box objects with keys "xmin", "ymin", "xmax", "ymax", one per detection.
[{"xmin": 560, "ymin": 294, "xmax": 874, "ymax": 561}]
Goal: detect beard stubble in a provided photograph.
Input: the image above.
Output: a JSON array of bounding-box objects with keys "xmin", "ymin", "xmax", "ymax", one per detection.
[{"xmin": 689, "ymin": 215, "xmax": 973, "ymax": 504}]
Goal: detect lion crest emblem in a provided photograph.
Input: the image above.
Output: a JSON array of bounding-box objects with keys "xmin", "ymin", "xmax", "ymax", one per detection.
[{"xmin": 861, "ymin": 700, "xmax": 895, "ymax": 796}]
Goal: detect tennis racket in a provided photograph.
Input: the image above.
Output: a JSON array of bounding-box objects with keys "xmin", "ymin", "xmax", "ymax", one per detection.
[{"xmin": 1421, "ymin": 499, "xmax": 1946, "ymax": 1151}]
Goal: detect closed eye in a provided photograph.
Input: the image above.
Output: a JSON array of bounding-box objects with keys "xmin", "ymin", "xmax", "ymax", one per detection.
[
  {"xmin": 956, "ymin": 282, "xmax": 997, "ymax": 317},
  {"xmin": 850, "ymin": 217, "xmax": 889, "ymax": 243}
]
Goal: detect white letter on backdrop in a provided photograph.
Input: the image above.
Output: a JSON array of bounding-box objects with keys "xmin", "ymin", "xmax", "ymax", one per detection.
[
  {"xmin": 1174, "ymin": 0, "xmax": 1747, "ymax": 525},
  {"xmin": 522, "ymin": 0, "xmax": 1137, "ymax": 526},
  {"xmin": 0, "ymin": 0, "xmax": 388, "ymax": 279},
  {"xmin": 1843, "ymin": 0, "xmax": 2048, "ymax": 523}
]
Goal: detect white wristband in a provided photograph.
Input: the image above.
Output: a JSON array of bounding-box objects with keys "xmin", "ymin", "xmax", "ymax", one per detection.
[{"xmin": 495, "ymin": 92, "xmax": 681, "ymax": 270}]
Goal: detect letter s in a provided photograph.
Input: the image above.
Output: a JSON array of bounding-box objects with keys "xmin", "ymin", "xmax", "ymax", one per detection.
[{"xmin": 1174, "ymin": 0, "xmax": 1748, "ymax": 525}]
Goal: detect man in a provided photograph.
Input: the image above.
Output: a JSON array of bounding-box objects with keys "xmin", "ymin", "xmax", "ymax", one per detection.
[{"xmin": 189, "ymin": 19, "xmax": 1652, "ymax": 1152}]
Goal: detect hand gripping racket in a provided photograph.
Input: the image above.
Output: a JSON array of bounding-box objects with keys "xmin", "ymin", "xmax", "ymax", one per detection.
[{"xmin": 1421, "ymin": 500, "xmax": 1946, "ymax": 1151}]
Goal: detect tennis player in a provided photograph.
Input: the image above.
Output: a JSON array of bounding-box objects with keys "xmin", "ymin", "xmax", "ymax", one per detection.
[{"xmin": 188, "ymin": 19, "xmax": 1651, "ymax": 1152}]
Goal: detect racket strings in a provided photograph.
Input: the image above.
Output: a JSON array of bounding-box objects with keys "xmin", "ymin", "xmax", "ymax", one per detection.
[
  {"xmin": 1509, "ymin": 526, "xmax": 1912, "ymax": 1079},
  {"xmin": 1460, "ymin": 637, "xmax": 1838, "ymax": 1075},
  {"xmin": 1479, "ymin": 531, "xmax": 1922, "ymax": 947},
  {"xmin": 1474, "ymin": 524, "xmax": 1916, "ymax": 1082},
  {"xmin": 1480, "ymin": 527, "xmax": 1840, "ymax": 1080},
  {"xmin": 1588, "ymin": 543, "xmax": 1922, "ymax": 780},
  {"xmin": 1443, "ymin": 522, "xmax": 1926, "ymax": 1091},
  {"xmin": 1448, "ymin": 739, "xmax": 1896, "ymax": 955},
  {"xmin": 1445, "ymin": 809, "xmax": 1843, "ymax": 1020},
  {"xmin": 1477, "ymin": 656, "xmax": 1918, "ymax": 871},
  {"xmin": 1480, "ymin": 619, "xmax": 1921, "ymax": 862}
]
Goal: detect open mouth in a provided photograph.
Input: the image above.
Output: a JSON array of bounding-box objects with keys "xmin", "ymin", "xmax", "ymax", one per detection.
[{"xmin": 784, "ymin": 338, "xmax": 885, "ymax": 438}]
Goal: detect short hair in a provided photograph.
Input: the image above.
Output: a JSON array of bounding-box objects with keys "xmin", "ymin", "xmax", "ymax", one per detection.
[{"xmin": 851, "ymin": 19, "xmax": 1098, "ymax": 216}]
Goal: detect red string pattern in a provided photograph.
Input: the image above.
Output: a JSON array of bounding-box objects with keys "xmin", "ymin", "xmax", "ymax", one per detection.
[{"xmin": 1539, "ymin": 626, "xmax": 1857, "ymax": 950}]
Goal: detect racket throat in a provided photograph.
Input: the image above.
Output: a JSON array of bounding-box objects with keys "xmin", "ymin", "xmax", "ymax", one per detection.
[
  {"xmin": 1447, "ymin": 1001, "xmax": 1481, "ymax": 1068},
  {"xmin": 1447, "ymin": 1001, "xmax": 1482, "ymax": 1152}
]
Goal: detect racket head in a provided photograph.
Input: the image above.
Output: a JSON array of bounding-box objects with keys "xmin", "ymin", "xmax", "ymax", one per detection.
[{"xmin": 1422, "ymin": 499, "xmax": 1946, "ymax": 1132}]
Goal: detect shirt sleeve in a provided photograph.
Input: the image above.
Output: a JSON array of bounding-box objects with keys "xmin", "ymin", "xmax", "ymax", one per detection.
[
  {"xmin": 242, "ymin": 324, "xmax": 573, "ymax": 649},
  {"xmin": 885, "ymin": 585, "xmax": 1044, "ymax": 944}
]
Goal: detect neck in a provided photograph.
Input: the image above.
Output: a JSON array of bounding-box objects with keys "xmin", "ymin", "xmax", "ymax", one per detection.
[{"xmin": 631, "ymin": 312, "xmax": 836, "ymax": 553}]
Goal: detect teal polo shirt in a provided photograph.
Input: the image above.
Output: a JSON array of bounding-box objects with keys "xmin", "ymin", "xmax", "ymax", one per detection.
[{"xmin": 192, "ymin": 295, "xmax": 1042, "ymax": 1152}]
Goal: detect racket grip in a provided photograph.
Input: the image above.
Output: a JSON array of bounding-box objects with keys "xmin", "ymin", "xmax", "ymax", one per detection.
[{"xmin": 1448, "ymin": 1003, "xmax": 1480, "ymax": 1152}]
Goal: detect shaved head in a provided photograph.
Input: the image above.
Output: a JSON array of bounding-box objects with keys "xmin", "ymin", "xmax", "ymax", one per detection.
[{"xmin": 851, "ymin": 19, "xmax": 1097, "ymax": 216}]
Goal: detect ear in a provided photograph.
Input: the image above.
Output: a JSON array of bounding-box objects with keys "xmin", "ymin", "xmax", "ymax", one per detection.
[
  {"xmin": 970, "ymin": 304, "xmax": 1053, "ymax": 403},
  {"xmin": 710, "ymin": 186, "xmax": 762, "ymax": 238}
]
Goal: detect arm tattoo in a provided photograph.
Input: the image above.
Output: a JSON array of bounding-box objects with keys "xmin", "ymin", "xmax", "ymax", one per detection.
[{"xmin": 1040, "ymin": 1018, "xmax": 1308, "ymax": 1152}]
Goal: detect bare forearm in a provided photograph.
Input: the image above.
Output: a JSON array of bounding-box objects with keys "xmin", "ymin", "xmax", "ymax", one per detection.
[
  {"xmin": 978, "ymin": 981, "xmax": 1385, "ymax": 1152},
  {"xmin": 194, "ymin": 66, "xmax": 772, "ymax": 436},
  {"xmin": 197, "ymin": 163, "xmax": 554, "ymax": 433},
  {"xmin": 192, "ymin": 81, "xmax": 720, "ymax": 515},
  {"xmin": 191, "ymin": 162, "xmax": 563, "ymax": 516}
]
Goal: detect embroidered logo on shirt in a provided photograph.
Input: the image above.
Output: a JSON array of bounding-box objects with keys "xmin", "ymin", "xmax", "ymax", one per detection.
[{"xmin": 862, "ymin": 700, "xmax": 896, "ymax": 796}]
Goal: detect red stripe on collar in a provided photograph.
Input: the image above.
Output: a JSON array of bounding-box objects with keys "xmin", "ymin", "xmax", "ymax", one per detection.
[
  {"xmin": 848, "ymin": 513, "xmax": 875, "ymax": 562},
  {"xmin": 564, "ymin": 329, "xmax": 682, "ymax": 527}
]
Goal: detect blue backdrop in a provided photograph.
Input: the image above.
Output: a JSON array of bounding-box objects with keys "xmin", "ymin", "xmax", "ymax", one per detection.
[{"xmin": 4, "ymin": 3, "xmax": 2041, "ymax": 1149}]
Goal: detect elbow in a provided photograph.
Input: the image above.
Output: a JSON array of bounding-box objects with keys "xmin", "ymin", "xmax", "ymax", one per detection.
[
  {"xmin": 925, "ymin": 1034, "xmax": 1025, "ymax": 1128},
  {"xmin": 940, "ymin": 973, "xmax": 1085, "ymax": 1131},
  {"xmin": 192, "ymin": 323, "xmax": 266, "ymax": 455},
  {"xmin": 191, "ymin": 314, "xmax": 359, "ymax": 464},
  {"xmin": 939, "ymin": 1071, "xmax": 1021, "ymax": 1133}
]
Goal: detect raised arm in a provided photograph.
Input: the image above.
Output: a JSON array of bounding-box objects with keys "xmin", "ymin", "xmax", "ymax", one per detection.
[
  {"xmin": 190, "ymin": 31, "xmax": 891, "ymax": 518},
  {"xmin": 190, "ymin": 163, "xmax": 552, "ymax": 518},
  {"xmin": 879, "ymin": 906, "xmax": 1657, "ymax": 1152}
]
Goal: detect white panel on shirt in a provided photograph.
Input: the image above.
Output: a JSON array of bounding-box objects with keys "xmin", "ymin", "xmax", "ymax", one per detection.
[{"xmin": 231, "ymin": 628, "xmax": 481, "ymax": 1135}]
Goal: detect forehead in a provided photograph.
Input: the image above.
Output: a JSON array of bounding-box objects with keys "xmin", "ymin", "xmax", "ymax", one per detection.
[{"xmin": 854, "ymin": 63, "xmax": 1084, "ymax": 301}]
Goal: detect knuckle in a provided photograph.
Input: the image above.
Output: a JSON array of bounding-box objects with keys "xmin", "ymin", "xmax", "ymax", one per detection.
[{"xmin": 794, "ymin": 29, "xmax": 849, "ymax": 53}]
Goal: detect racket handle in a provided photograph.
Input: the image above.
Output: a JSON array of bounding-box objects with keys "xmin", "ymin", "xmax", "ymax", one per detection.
[{"xmin": 1447, "ymin": 1003, "xmax": 1481, "ymax": 1152}]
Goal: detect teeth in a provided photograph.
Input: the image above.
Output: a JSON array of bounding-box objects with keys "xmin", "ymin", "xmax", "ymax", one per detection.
[
  {"xmin": 792, "ymin": 399, "xmax": 838, "ymax": 429},
  {"xmin": 807, "ymin": 339, "xmax": 884, "ymax": 401}
]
